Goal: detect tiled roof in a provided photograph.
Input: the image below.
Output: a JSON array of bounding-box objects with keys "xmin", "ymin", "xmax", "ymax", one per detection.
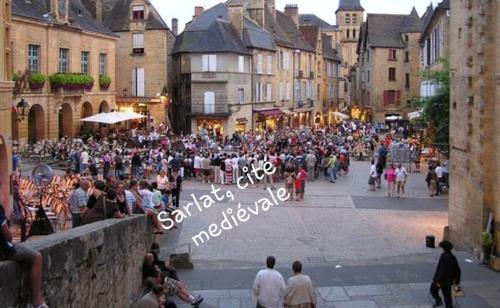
[
  {"xmin": 366, "ymin": 11, "xmax": 423, "ymax": 48},
  {"xmin": 419, "ymin": 0, "xmax": 450, "ymax": 43},
  {"xmin": 103, "ymin": 0, "xmax": 168, "ymax": 32},
  {"xmin": 300, "ymin": 25, "xmax": 319, "ymax": 49},
  {"xmin": 276, "ymin": 11, "xmax": 315, "ymax": 52},
  {"xmin": 322, "ymin": 33, "xmax": 341, "ymax": 62},
  {"xmin": 12, "ymin": 0, "xmax": 115, "ymax": 36},
  {"xmin": 299, "ymin": 14, "xmax": 337, "ymax": 30},
  {"xmin": 336, "ymin": 0, "xmax": 364, "ymax": 13}
]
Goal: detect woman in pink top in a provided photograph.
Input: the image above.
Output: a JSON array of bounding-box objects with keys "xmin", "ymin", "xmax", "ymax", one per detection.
[{"xmin": 384, "ymin": 164, "xmax": 396, "ymax": 197}]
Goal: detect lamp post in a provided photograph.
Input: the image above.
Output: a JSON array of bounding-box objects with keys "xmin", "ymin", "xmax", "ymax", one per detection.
[{"xmin": 16, "ymin": 99, "xmax": 30, "ymax": 122}]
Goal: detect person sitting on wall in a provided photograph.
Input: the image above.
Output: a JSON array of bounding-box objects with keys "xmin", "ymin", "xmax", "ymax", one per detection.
[
  {"xmin": 150, "ymin": 242, "xmax": 178, "ymax": 280},
  {"xmin": 142, "ymin": 253, "xmax": 203, "ymax": 306},
  {"xmin": 0, "ymin": 203, "xmax": 50, "ymax": 308}
]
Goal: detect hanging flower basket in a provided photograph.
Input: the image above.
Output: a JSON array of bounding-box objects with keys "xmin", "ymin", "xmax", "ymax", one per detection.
[
  {"xmin": 99, "ymin": 75, "xmax": 111, "ymax": 91},
  {"xmin": 28, "ymin": 72, "xmax": 46, "ymax": 91}
]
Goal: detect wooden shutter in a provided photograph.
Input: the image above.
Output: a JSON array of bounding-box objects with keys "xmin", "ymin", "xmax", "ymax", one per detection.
[
  {"xmin": 267, "ymin": 84, "xmax": 272, "ymax": 101},
  {"xmin": 238, "ymin": 56, "xmax": 244, "ymax": 73},
  {"xmin": 209, "ymin": 55, "xmax": 217, "ymax": 72},
  {"xmin": 383, "ymin": 90, "xmax": 389, "ymax": 106},
  {"xmin": 396, "ymin": 90, "xmax": 401, "ymax": 105},
  {"xmin": 267, "ymin": 55, "xmax": 272, "ymax": 74},
  {"xmin": 131, "ymin": 68, "xmax": 136, "ymax": 96},
  {"xmin": 202, "ymin": 55, "xmax": 209, "ymax": 72},
  {"xmin": 137, "ymin": 68, "xmax": 145, "ymax": 97},
  {"xmin": 286, "ymin": 82, "xmax": 291, "ymax": 100}
]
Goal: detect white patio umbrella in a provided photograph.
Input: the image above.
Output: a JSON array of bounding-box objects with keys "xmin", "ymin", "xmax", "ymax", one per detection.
[
  {"xmin": 407, "ymin": 110, "xmax": 423, "ymax": 120},
  {"xmin": 81, "ymin": 111, "xmax": 146, "ymax": 124},
  {"xmin": 385, "ymin": 115, "xmax": 403, "ymax": 121},
  {"xmin": 331, "ymin": 111, "xmax": 350, "ymax": 119}
]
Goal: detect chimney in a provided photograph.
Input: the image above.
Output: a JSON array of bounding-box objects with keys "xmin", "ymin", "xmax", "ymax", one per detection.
[
  {"xmin": 228, "ymin": 4, "xmax": 244, "ymax": 39},
  {"xmin": 172, "ymin": 18, "xmax": 178, "ymax": 36},
  {"xmin": 194, "ymin": 6, "xmax": 204, "ymax": 19},
  {"xmin": 96, "ymin": 0, "xmax": 103, "ymax": 23},
  {"xmin": 284, "ymin": 4, "xmax": 299, "ymax": 26}
]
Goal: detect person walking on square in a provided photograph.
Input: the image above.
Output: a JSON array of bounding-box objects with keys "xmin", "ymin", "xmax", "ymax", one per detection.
[
  {"xmin": 430, "ymin": 241, "xmax": 461, "ymax": 308},
  {"xmin": 384, "ymin": 163, "xmax": 396, "ymax": 197},
  {"xmin": 253, "ymin": 256, "xmax": 286, "ymax": 308},
  {"xmin": 395, "ymin": 163, "xmax": 408, "ymax": 198},
  {"xmin": 284, "ymin": 261, "xmax": 316, "ymax": 308}
]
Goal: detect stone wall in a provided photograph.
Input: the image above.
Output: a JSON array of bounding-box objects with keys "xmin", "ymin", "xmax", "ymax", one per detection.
[
  {"xmin": 449, "ymin": 0, "xmax": 500, "ymax": 253},
  {"xmin": 0, "ymin": 215, "xmax": 153, "ymax": 308}
]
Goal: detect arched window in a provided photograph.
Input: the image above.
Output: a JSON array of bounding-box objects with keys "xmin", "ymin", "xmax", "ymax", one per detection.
[
  {"xmin": 204, "ymin": 92, "xmax": 215, "ymax": 114},
  {"xmin": 345, "ymin": 14, "xmax": 351, "ymax": 24}
]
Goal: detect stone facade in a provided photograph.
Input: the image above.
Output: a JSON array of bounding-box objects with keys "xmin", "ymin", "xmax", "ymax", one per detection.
[
  {"xmin": 357, "ymin": 11, "xmax": 422, "ymax": 122},
  {"xmin": 0, "ymin": 216, "xmax": 153, "ymax": 308},
  {"xmin": 11, "ymin": 2, "xmax": 117, "ymax": 144},
  {"xmin": 0, "ymin": 0, "xmax": 14, "ymax": 216},
  {"xmin": 419, "ymin": 0, "xmax": 450, "ymax": 98},
  {"xmin": 449, "ymin": 0, "xmax": 500, "ymax": 253},
  {"xmin": 336, "ymin": 8, "xmax": 363, "ymax": 108}
]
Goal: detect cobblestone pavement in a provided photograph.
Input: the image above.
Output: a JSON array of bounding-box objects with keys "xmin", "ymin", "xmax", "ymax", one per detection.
[{"xmin": 159, "ymin": 161, "xmax": 500, "ymax": 307}]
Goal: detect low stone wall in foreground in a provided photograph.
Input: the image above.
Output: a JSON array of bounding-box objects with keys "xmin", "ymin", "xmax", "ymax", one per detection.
[{"xmin": 0, "ymin": 215, "xmax": 153, "ymax": 308}]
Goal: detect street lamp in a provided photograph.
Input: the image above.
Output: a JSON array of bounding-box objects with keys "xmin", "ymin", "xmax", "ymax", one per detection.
[
  {"xmin": 16, "ymin": 99, "xmax": 30, "ymax": 121},
  {"xmin": 122, "ymin": 88, "xmax": 128, "ymax": 97}
]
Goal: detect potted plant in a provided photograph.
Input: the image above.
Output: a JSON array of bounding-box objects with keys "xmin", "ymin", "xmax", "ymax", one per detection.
[
  {"xmin": 99, "ymin": 75, "xmax": 111, "ymax": 90},
  {"xmin": 49, "ymin": 73, "xmax": 94, "ymax": 92},
  {"xmin": 481, "ymin": 231, "xmax": 493, "ymax": 262},
  {"xmin": 28, "ymin": 72, "xmax": 46, "ymax": 91}
]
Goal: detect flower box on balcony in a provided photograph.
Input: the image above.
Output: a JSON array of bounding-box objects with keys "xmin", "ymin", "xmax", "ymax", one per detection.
[
  {"xmin": 49, "ymin": 73, "xmax": 94, "ymax": 92},
  {"xmin": 28, "ymin": 73, "xmax": 46, "ymax": 92},
  {"xmin": 99, "ymin": 75, "xmax": 111, "ymax": 91}
]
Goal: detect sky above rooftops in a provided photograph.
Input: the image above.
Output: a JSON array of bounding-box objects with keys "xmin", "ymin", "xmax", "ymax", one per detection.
[{"xmin": 151, "ymin": 0, "xmax": 433, "ymax": 32}]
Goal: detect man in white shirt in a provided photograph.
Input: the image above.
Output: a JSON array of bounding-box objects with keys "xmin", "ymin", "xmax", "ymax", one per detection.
[
  {"xmin": 80, "ymin": 149, "xmax": 89, "ymax": 175},
  {"xmin": 395, "ymin": 163, "xmax": 408, "ymax": 198},
  {"xmin": 435, "ymin": 163, "xmax": 443, "ymax": 196},
  {"xmin": 253, "ymin": 256, "xmax": 286, "ymax": 308}
]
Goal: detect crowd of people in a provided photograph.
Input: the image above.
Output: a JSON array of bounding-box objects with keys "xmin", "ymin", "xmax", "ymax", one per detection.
[{"xmin": 3, "ymin": 119, "xmax": 455, "ymax": 308}]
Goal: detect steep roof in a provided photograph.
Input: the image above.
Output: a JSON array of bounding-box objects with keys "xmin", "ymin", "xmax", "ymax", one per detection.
[
  {"xmin": 419, "ymin": 0, "xmax": 450, "ymax": 43},
  {"xmin": 276, "ymin": 11, "xmax": 315, "ymax": 52},
  {"xmin": 336, "ymin": 0, "xmax": 364, "ymax": 13},
  {"xmin": 103, "ymin": 0, "xmax": 169, "ymax": 32},
  {"xmin": 299, "ymin": 14, "xmax": 337, "ymax": 30},
  {"xmin": 300, "ymin": 25, "xmax": 319, "ymax": 49},
  {"xmin": 12, "ymin": 0, "xmax": 115, "ymax": 36},
  {"xmin": 322, "ymin": 33, "xmax": 341, "ymax": 62},
  {"xmin": 365, "ymin": 11, "xmax": 423, "ymax": 48}
]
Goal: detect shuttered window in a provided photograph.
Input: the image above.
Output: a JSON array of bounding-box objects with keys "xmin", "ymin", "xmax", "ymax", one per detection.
[
  {"xmin": 204, "ymin": 92, "xmax": 215, "ymax": 114},
  {"xmin": 267, "ymin": 55, "xmax": 273, "ymax": 74},
  {"xmin": 202, "ymin": 55, "xmax": 217, "ymax": 72},
  {"xmin": 383, "ymin": 90, "xmax": 401, "ymax": 105},
  {"xmin": 238, "ymin": 56, "xmax": 245, "ymax": 73},
  {"xmin": 133, "ymin": 33, "xmax": 144, "ymax": 54},
  {"xmin": 266, "ymin": 83, "xmax": 272, "ymax": 101},
  {"xmin": 257, "ymin": 54, "xmax": 263, "ymax": 73},
  {"xmin": 131, "ymin": 68, "xmax": 145, "ymax": 97}
]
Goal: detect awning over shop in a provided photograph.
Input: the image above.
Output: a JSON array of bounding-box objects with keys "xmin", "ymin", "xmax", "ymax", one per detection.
[
  {"xmin": 81, "ymin": 111, "xmax": 146, "ymax": 124},
  {"xmin": 236, "ymin": 118, "xmax": 248, "ymax": 124},
  {"xmin": 255, "ymin": 109, "xmax": 285, "ymax": 117},
  {"xmin": 407, "ymin": 110, "xmax": 423, "ymax": 120},
  {"xmin": 330, "ymin": 111, "xmax": 350, "ymax": 119}
]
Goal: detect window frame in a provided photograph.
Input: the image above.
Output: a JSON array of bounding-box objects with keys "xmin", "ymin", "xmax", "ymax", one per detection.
[
  {"xmin": 80, "ymin": 51, "xmax": 90, "ymax": 74},
  {"xmin": 202, "ymin": 54, "xmax": 217, "ymax": 72},
  {"xmin": 388, "ymin": 49, "xmax": 397, "ymax": 61},
  {"xmin": 99, "ymin": 53, "xmax": 107, "ymax": 76},
  {"xmin": 132, "ymin": 32, "xmax": 145, "ymax": 54},
  {"xmin": 388, "ymin": 67, "xmax": 396, "ymax": 81},
  {"xmin": 132, "ymin": 5, "xmax": 145, "ymax": 21},
  {"xmin": 203, "ymin": 91, "xmax": 215, "ymax": 114},
  {"xmin": 58, "ymin": 48, "xmax": 69, "ymax": 73},
  {"xmin": 28, "ymin": 44, "xmax": 40, "ymax": 73}
]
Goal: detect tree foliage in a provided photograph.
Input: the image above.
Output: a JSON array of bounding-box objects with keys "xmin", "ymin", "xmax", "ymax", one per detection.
[{"xmin": 420, "ymin": 58, "xmax": 450, "ymax": 152}]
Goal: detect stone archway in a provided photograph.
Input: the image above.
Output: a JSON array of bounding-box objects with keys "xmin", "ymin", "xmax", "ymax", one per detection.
[
  {"xmin": 58, "ymin": 103, "xmax": 73, "ymax": 138},
  {"xmin": 27, "ymin": 104, "xmax": 45, "ymax": 144},
  {"xmin": 99, "ymin": 101, "xmax": 110, "ymax": 113},
  {"xmin": 81, "ymin": 101, "xmax": 93, "ymax": 131}
]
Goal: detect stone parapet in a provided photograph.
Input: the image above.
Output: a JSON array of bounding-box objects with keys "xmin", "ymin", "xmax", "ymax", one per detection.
[{"xmin": 0, "ymin": 215, "xmax": 153, "ymax": 308}]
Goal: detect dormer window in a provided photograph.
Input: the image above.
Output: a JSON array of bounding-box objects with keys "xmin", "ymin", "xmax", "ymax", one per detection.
[
  {"xmin": 352, "ymin": 14, "xmax": 358, "ymax": 24},
  {"xmin": 132, "ymin": 5, "xmax": 145, "ymax": 20}
]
